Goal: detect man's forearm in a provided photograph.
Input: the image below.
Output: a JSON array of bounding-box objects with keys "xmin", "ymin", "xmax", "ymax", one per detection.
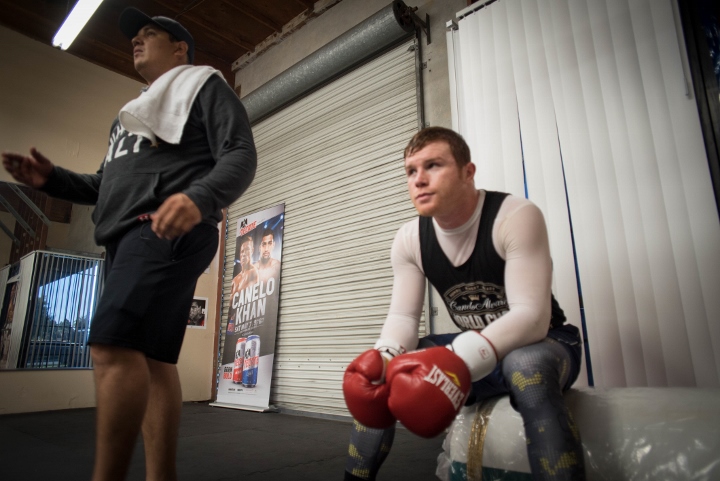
[{"xmin": 40, "ymin": 166, "xmax": 101, "ymax": 205}]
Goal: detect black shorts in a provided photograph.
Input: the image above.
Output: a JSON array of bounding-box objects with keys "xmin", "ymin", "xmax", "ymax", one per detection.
[{"xmin": 88, "ymin": 222, "xmax": 218, "ymax": 363}]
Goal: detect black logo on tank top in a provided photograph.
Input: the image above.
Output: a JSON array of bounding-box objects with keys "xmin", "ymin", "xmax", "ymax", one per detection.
[{"xmin": 444, "ymin": 281, "xmax": 509, "ymax": 330}]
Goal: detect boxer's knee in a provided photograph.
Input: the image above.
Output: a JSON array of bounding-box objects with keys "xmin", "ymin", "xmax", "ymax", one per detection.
[{"xmin": 501, "ymin": 339, "xmax": 569, "ymax": 408}]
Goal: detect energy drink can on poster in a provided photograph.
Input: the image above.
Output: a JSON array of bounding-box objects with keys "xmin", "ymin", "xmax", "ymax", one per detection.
[
  {"xmin": 242, "ymin": 334, "xmax": 260, "ymax": 387},
  {"xmin": 232, "ymin": 337, "xmax": 246, "ymax": 384}
]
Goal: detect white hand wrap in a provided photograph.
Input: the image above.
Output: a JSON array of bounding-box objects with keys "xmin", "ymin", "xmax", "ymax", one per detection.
[
  {"xmin": 373, "ymin": 338, "xmax": 406, "ymax": 362},
  {"xmin": 449, "ymin": 331, "xmax": 498, "ymax": 382}
]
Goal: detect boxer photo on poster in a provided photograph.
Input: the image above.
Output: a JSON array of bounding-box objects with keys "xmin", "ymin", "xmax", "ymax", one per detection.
[{"xmin": 187, "ymin": 297, "xmax": 207, "ymax": 329}]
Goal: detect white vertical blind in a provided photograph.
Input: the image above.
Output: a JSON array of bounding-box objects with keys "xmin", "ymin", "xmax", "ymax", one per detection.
[
  {"xmin": 448, "ymin": 0, "xmax": 720, "ymax": 388},
  {"xmin": 219, "ymin": 40, "xmax": 420, "ymax": 416},
  {"xmin": 450, "ymin": 0, "xmax": 587, "ymax": 387}
]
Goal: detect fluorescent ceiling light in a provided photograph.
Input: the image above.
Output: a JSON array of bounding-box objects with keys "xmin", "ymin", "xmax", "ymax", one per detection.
[{"xmin": 52, "ymin": 0, "xmax": 104, "ymax": 50}]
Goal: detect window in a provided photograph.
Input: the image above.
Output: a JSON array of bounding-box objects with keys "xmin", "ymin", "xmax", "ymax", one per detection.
[{"xmin": 5, "ymin": 252, "xmax": 104, "ymax": 369}]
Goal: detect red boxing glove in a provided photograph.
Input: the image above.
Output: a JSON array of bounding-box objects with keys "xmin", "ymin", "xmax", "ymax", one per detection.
[
  {"xmin": 386, "ymin": 347, "xmax": 471, "ymax": 438},
  {"xmin": 342, "ymin": 349, "xmax": 395, "ymax": 429}
]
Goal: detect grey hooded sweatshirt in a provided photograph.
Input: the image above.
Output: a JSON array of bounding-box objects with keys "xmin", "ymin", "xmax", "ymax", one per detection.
[{"xmin": 42, "ymin": 75, "xmax": 257, "ymax": 246}]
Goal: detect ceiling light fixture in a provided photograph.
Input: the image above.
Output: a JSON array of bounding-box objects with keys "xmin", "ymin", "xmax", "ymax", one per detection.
[{"xmin": 52, "ymin": 0, "xmax": 104, "ymax": 50}]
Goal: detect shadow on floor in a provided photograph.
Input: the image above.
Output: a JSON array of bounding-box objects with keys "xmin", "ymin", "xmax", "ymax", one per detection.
[{"xmin": 0, "ymin": 402, "xmax": 444, "ymax": 480}]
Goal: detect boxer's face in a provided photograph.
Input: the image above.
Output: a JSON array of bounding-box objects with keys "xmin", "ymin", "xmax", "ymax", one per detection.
[
  {"xmin": 240, "ymin": 241, "xmax": 253, "ymax": 267},
  {"xmin": 404, "ymin": 141, "xmax": 474, "ymax": 218},
  {"xmin": 260, "ymin": 235, "xmax": 274, "ymax": 260}
]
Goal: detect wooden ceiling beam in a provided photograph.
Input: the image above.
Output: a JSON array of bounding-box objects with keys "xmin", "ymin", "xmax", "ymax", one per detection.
[
  {"xmin": 120, "ymin": 0, "xmax": 255, "ymax": 51},
  {"xmin": 221, "ymin": 1, "xmax": 282, "ymax": 32},
  {"xmin": 182, "ymin": 15, "xmax": 255, "ymax": 51},
  {"xmin": 291, "ymin": 0, "xmax": 316, "ymax": 10},
  {"xmin": 0, "ymin": 0, "xmax": 64, "ymax": 43}
]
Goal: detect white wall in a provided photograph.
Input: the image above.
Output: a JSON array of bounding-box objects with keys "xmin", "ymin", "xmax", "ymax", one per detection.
[
  {"xmin": 0, "ymin": 27, "xmax": 142, "ymax": 181},
  {"xmin": 0, "ymin": 25, "xmax": 221, "ymax": 413},
  {"xmin": 45, "ymin": 204, "xmax": 103, "ymax": 255}
]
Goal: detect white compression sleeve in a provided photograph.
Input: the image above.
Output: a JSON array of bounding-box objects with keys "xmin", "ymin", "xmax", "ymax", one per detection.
[
  {"xmin": 449, "ymin": 330, "xmax": 498, "ymax": 381},
  {"xmin": 378, "ymin": 222, "xmax": 425, "ymax": 352}
]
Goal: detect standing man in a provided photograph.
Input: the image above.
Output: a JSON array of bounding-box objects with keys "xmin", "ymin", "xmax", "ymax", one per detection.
[
  {"xmin": 253, "ymin": 228, "xmax": 281, "ymax": 284},
  {"xmin": 343, "ymin": 127, "xmax": 585, "ymax": 480},
  {"xmin": 2, "ymin": 8, "xmax": 256, "ymax": 481}
]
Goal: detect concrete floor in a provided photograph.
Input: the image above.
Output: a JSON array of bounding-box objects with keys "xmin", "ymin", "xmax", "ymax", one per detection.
[{"xmin": 0, "ymin": 402, "xmax": 445, "ymax": 480}]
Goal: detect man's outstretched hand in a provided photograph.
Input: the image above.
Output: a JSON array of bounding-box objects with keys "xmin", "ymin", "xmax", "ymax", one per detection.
[{"xmin": 2, "ymin": 148, "xmax": 54, "ymax": 189}]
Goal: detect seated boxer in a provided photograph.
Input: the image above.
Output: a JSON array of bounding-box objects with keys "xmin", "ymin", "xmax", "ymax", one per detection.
[{"xmin": 342, "ymin": 127, "xmax": 586, "ymax": 481}]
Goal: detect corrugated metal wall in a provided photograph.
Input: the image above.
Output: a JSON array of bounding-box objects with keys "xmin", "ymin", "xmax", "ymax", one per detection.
[{"xmin": 218, "ymin": 39, "xmax": 423, "ymax": 416}]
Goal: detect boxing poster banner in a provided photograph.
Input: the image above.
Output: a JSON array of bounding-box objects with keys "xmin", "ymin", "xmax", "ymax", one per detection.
[{"xmin": 212, "ymin": 203, "xmax": 284, "ymax": 412}]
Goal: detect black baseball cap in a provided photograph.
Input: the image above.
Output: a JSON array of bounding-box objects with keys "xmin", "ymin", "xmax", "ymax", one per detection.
[{"xmin": 119, "ymin": 7, "xmax": 195, "ymax": 64}]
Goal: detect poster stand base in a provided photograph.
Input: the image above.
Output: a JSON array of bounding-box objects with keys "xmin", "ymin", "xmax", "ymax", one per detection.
[{"xmin": 209, "ymin": 402, "xmax": 279, "ymax": 413}]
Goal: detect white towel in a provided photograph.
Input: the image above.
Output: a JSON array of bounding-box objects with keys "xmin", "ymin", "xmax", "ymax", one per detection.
[{"xmin": 119, "ymin": 65, "xmax": 221, "ymax": 146}]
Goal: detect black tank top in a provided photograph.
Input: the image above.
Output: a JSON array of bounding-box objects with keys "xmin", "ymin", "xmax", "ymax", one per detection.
[{"xmin": 419, "ymin": 191, "xmax": 565, "ymax": 331}]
